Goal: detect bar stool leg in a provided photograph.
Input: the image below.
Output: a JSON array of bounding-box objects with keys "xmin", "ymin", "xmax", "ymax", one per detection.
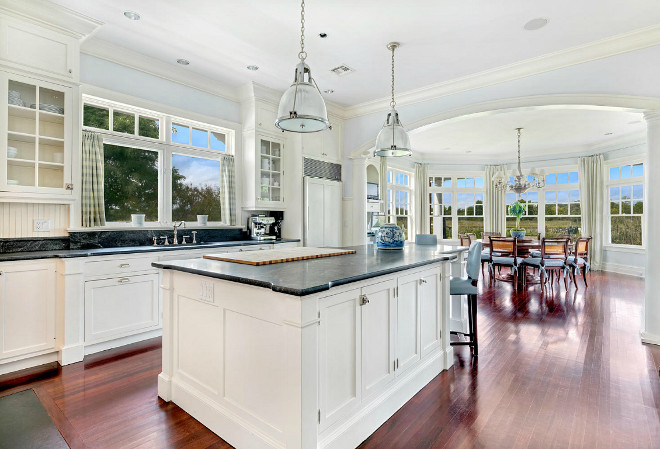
[{"xmin": 470, "ymin": 294, "xmax": 478, "ymax": 356}]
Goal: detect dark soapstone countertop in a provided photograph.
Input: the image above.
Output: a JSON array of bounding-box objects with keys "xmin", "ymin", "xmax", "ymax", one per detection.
[
  {"xmin": 152, "ymin": 244, "xmax": 462, "ymax": 296},
  {"xmin": 0, "ymin": 239, "xmax": 300, "ymax": 262}
]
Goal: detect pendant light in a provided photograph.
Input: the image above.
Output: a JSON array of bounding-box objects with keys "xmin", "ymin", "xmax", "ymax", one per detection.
[
  {"xmin": 494, "ymin": 128, "xmax": 545, "ymax": 194},
  {"xmin": 374, "ymin": 42, "xmax": 411, "ymax": 157},
  {"xmin": 275, "ymin": 0, "xmax": 330, "ymax": 133}
]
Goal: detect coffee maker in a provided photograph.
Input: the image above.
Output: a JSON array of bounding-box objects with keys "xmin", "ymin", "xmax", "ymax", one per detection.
[{"xmin": 247, "ymin": 212, "xmax": 284, "ymax": 240}]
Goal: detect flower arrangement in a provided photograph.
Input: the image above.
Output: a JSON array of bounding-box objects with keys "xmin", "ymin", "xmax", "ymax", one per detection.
[{"xmin": 509, "ymin": 201, "xmax": 525, "ymax": 231}]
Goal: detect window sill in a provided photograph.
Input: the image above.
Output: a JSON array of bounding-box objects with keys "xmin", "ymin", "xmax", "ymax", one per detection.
[
  {"xmin": 602, "ymin": 245, "xmax": 646, "ymax": 254},
  {"xmin": 68, "ymin": 223, "xmax": 242, "ymax": 232}
]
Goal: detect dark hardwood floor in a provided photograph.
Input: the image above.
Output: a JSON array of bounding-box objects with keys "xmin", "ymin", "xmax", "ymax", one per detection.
[{"xmin": 1, "ymin": 271, "xmax": 658, "ymax": 448}]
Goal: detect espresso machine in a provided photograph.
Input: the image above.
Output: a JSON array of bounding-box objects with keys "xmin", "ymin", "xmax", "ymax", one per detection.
[{"xmin": 247, "ymin": 212, "xmax": 284, "ymax": 240}]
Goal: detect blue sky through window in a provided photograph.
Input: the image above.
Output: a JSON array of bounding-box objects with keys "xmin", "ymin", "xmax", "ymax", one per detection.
[{"xmin": 172, "ymin": 154, "xmax": 220, "ymax": 188}]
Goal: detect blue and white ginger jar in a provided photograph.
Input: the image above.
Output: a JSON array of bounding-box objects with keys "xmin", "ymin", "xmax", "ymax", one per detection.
[{"xmin": 376, "ymin": 223, "xmax": 405, "ymax": 250}]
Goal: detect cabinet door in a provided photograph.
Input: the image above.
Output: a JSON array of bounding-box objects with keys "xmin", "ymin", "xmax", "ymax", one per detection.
[
  {"xmin": 319, "ymin": 288, "xmax": 361, "ymax": 430},
  {"xmin": 84, "ymin": 274, "xmax": 159, "ymax": 344},
  {"xmin": 419, "ymin": 268, "xmax": 442, "ymax": 357},
  {"xmin": 0, "ymin": 262, "xmax": 55, "ymax": 359},
  {"xmin": 396, "ymin": 272, "xmax": 421, "ymax": 375},
  {"xmin": 323, "ymin": 181, "xmax": 342, "ymax": 247},
  {"xmin": 304, "ymin": 177, "xmax": 325, "ymax": 247},
  {"xmin": 361, "ymin": 280, "xmax": 395, "ymax": 400},
  {"xmin": 301, "ymin": 132, "xmax": 324, "ymax": 159}
]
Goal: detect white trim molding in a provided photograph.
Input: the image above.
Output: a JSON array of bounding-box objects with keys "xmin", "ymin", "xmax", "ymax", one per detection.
[
  {"xmin": 640, "ymin": 331, "xmax": 660, "ymax": 346},
  {"xmin": 600, "ymin": 262, "xmax": 645, "ymax": 278}
]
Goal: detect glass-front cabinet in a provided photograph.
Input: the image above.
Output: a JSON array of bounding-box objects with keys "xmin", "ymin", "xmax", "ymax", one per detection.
[
  {"xmin": 1, "ymin": 73, "xmax": 72, "ymax": 196},
  {"xmin": 259, "ymin": 138, "xmax": 282, "ymax": 203}
]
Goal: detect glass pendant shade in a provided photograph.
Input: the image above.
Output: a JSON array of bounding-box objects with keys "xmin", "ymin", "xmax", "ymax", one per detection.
[
  {"xmin": 275, "ymin": 62, "xmax": 330, "ymax": 133},
  {"xmin": 374, "ymin": 108, "xmax": 412, "ymax": 157}
]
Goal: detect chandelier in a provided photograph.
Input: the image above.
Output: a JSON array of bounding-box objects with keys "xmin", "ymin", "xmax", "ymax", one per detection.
[
  {"xmin": 494, "ymin": 128, "xmax": 544, "ymax": 194},
  {"xmin": 275, "ymin": 0, "xmax": 330, "ymax": 133},
  {"xmin": 374, "ymin": 42, "xmax": 411, "ymax": 157}
]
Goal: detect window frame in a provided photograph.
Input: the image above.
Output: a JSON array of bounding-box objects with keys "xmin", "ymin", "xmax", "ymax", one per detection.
[
  {"xmin": 428, "ymin": 172, "xmax": 484, "ymax": 240},
  {"xmin": 605, "ymin": 156, "xmax": 646, "ymax": 249},
  {"xmin": 386, "ymin": 167, "xmax": 414, "ymax": 241},
  {"xmin": 82, "ymin": 96, "xmax": 234, "ymax": 227}
]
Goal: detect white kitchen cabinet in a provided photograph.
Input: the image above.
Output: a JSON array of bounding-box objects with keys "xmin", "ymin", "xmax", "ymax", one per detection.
[
  {"xmin": 243, "ymin": 132, "xmax": 286, "ymax": 209},
  {"xmin": 0, "ymin": 261, "xmax": 56, "ymax": 360},
  {"xmin": 301, "ymin": 121, "xmax": 341, "ymax": 162},
  {"xmin": 396, "ymin": 272, "xmax": 421, "ymax": 375},
  {"xmin": 360, "ymin": 279, "xmax": 396, "ymax": 400},
  {"xmin": 318, "ymin": 288, "xmax": 361, "ymax": 430},
  {"xmin": 1, "ymin": 72, "xmax": 73, "ymax": 197},
  {"xmin": 420, "ymin": 268, "xmax": 442, "ymax": 357},
  {"xmin": 304, "ymin": 177, "xmax": 342, "ymax": 247},
  {"xmin": 84, "ymin": 273, "xmax": 160, "ymax": 344},
  {"xmin": 0, "ymin": 14, "xmax": 79, "ymax": 82}
]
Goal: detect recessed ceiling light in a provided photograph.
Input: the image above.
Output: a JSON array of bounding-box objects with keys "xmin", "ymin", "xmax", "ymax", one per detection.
[
  {"xmin": 604, "ymin": 132, "xmax": 613, "ymax": 135},
  {"xmin": 176, "ymin": 59, "xmax": 190, "ymax": 66},
  {"xmin": 319, "ymin": 33, "xmax": 328, "ymax": 38},
  {"xmin": 466, "ymin": 150, "xmax": 472, "ymax": 154},
  {"xmin": 324, "ymin": 89, "xmax": 334, "ymax": 94},
  {"xmin": 247, "ymin": 65, "xmax": 259, "ymax": 71},
  {"xmin": 524, "ymin": 17, "xmax": 548, "ymax": 31},
  {"xmin": 123, "ymin": 11, "xmax": 141, "ymax": 20}
]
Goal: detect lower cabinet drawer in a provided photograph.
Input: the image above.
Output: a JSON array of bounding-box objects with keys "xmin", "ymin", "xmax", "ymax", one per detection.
[
  {"xmin": 84, "ymin": 257, "xmax": 156, "ymax": 277},
  {"xmin": 84, "ymin": 273, "xmax": 160, "ymax": 343}
]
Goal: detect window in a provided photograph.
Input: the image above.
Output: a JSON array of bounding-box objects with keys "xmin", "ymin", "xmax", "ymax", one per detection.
[
  {"xmin": 506, "ymin": 191, "xmax": 539, "ymax": 236},
  {"xmin": 428, "ymin": 175, "xmax": 484, "ymax": 239},
  {"xmin": 608, "ymin": 162, "xmax": 644, "ymax": 246},
  {"xmin": 83, "ymin": 96, "xmax": 233, "ymax": 225},
  {"xmin": 387, "ymin": 169, "xmax": 413, "ymax": 240}
]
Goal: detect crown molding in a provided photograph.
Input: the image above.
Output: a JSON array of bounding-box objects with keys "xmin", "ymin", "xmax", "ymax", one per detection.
[
  {"xmin": 0, "ymin": 0, "xmax": 102, "ymax": 39},
  {"xmin": 343, "ymin": 24, "xmax": 660, "ymax": 119},
  {"xmin": 81, "ymin": 39, "xmax": 241, "ymax": 103}
]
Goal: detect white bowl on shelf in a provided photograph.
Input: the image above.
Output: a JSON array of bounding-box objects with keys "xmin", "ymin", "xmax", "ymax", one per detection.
[{"xmin": 7, "ymin": 147, "xmax": 18, "ymax": 158}]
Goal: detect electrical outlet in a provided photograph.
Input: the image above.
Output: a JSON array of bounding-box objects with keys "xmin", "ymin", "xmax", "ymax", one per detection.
[
  {"xmin": 33, "ymin": 219, "xmax": 51, "ymax": 232},
  {"xmin": 200, "ymin": 281, "xmax": 214, "ymax": 303}
]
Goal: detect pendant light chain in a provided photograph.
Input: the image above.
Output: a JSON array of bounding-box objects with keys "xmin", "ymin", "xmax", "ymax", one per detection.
[
  {"xmin": 298, "ymin": 0, "xmax": 307, "ymax": 62},
  {"xmin": 390, "ymin": 45, "xmax": 396, "ymax": 109},
  {"xmin": 517, "ymin": 128, "xmax": 522, "ymax": 175}
]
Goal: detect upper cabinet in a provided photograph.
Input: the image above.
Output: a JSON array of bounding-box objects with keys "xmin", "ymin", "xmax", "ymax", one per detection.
[
  {"xmin": 0, "ymin": 14, "xmax": 80, "ymax": 82},
  {"xmin": 1, "ymin": 72, "xmax": 73, "ymax": 197},
  {"xmin": 301, "ymin": 119, "xmax": 342, "ymax": 162}
]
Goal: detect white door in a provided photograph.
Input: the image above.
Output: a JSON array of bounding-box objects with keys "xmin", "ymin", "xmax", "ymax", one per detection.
[
  {"xmin": 396, "ymin": 272, "xmax": 421, "ymax": 375},
  {"xmin": 318, "ymin": 288, "xmax": 361, "ymax": 430},
  {"xmin": 0, "ymin": 262, "xmax": 56, "ymax": 359},
  {"xmin": 305, "ymin": 177, "xmax": 325, "ymax": 247},
  {"xmin": 84, "ymin": 273, "xmax": 159, "ymax": 343},
  {"xmin": 419, "ymin": 268, "xmax": 442, "ymax": 357},
  {"xmin": 324, "ymin": 181, "xmax": 342, "ymax": 247},
  {"xmin": 361, "ymin": 279, "xmax": 396, "ymax": 400}
]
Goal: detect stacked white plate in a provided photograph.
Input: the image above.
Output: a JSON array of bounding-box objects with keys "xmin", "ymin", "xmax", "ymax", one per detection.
[
  {"xmin": 8, "ymin": 90, "xmax": 25, "ymax": 107},
  {"xmin": 7, "ymin": 146, "xmax": 18, "ymax": 158},
  {"xmin": 33, "ymin": 103, "xmax": 64, "ymax": 114}
]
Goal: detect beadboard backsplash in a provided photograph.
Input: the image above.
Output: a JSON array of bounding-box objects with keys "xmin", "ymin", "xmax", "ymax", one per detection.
[{"xmin": 0, "ymin": 202, "xmax": 70, "ymax": 238}]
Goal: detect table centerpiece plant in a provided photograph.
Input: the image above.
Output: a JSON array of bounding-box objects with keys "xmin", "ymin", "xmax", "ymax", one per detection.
[{"xmin": 509, "ymin": 201, "xmax": 526, "ymax": 238}]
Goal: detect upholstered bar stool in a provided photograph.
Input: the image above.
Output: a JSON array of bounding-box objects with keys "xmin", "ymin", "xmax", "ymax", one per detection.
[
  {"xmin": 416, "ymin": 234, "xmax": 438, "ymax": 245},
  {"xmin": 450, "ymin": 242, "xmax": 481, "ymax": 356}
]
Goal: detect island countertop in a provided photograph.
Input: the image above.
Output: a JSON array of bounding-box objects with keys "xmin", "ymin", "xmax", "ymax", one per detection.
[{"xmin": 152, "ymin": 243, "xmax": 463, "ymax": 296}]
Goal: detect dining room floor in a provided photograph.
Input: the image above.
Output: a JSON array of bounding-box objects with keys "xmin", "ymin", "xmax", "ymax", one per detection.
[{"xmin": 0, "ymin": 271, "xmax": 658, "ymax": 449}]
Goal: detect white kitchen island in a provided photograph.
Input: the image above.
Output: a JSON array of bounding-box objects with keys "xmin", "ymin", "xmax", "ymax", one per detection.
[{"xmin": 153, "ymin": 244, "xmax": 457, "ymax": 449}]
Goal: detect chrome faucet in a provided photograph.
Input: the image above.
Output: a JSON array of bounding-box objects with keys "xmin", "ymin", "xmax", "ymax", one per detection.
[{"xmin": 173, "ymin": 221, "xmax": 185, "ymax": 245}]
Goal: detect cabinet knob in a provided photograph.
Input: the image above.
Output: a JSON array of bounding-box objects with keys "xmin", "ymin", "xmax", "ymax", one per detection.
[
  {"xmin": 420, "ymin": 278, "xmax": 428, "ymax": 284},
  {"xmin": 119, "ymin": 263, "xmax": 131, "ymax": 268},
  {"xmin": 359, "ymin": 294, "xmax": 369, "ymax": 306},
  {"xmin": 118, "ymin": 278, "xmax": 130, "ymax": 284}
]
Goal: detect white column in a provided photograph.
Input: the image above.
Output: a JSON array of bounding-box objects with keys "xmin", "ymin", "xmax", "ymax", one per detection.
[
  {"xmin": 353, "ymin": 157, "xmax": 367, "ymax": 245},
  {"xmin": 642, "ymin": 110, "xmax": 660, "ymax": 345}
]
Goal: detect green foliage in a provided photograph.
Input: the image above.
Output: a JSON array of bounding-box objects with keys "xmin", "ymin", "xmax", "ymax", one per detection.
[
  {"xmin": 172, "ymin": 168, "xmax": 222, "ymax": 222},
  {"xmin": 611, "ymin": 216, "xmax": 642, "ymax": 245},
  {"xmin": 83, "ymin": 105, "xmax": 108, "ymax": 130},
  {"xmin": 509, "ymin": 201, "xmax": 525, "ymax": 230},
  {"xmin": 457, "ymin": 217, "xmax": 484, "ymax": 238}
]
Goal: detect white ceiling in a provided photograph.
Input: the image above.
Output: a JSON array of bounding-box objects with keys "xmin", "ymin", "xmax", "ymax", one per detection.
[
  {"xmin": 48, "ymin": 0, "xmax": 660, "ymax": 107},
  {"xmin": 410, "ymin": 107, "xmax": 645, "ymax": 160}
]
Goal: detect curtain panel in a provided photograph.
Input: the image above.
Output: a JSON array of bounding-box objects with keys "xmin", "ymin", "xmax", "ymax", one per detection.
[
  {"xmin": 484, "ymin": 164, "xmax": 508, "ymax": 235},
  {"xmin": 220, "ymin": 154, "xmax": 237, "ymax": 226},
  {"xmin": 415, "ymin": 162, "xmax": 429, "ymax": 235},
  {"xmin": 81, "ymin": 131, "xmax": 106, "ymax": 227},
  {"xmin": 578, "ymin": 154, "xmax": 605, "ymax": 269},
  {"xmin": 379, "ymin": 156, "xmax": 388, "ymax": 215}
]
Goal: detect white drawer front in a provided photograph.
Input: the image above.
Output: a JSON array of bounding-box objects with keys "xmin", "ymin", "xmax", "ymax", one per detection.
[
  {"xmin": 84, "ymin": 274, "xmax": 160, "ymax": 343},
  {"xmin": 84, "ymin": 257, "xmax": 156, "ymax": 277}
]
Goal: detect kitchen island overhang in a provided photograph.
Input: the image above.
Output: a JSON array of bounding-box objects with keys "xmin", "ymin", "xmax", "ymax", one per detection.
[{"xmin": 153, "ymin": 245, "xmax": 458, "ymax": 449}]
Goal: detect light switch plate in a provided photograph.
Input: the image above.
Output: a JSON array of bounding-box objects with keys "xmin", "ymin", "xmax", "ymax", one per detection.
[
  {"xmin": 200, "ymin": 281, "xmax": 214, "ymax": 302},
  {"xmin": 33, "ymin": 219, "xmax": 51, "ymax": 232}
]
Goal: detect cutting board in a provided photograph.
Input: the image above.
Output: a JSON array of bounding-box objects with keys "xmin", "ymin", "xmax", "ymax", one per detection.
[{"xmin": 203, "ymin": 247, "xmax": 356, "ymax": 266}]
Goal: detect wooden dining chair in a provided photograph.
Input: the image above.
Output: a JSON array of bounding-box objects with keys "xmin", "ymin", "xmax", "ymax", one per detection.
[
  {"xmin": 568, "ymin": 237, "xmax": 592, "ymax": 288},
  {"xmin": 480, "ymin": 231, "xmax": 501, "ymax": 276},
  {"xmin": 521, "ymin": 238, "xmax": 570, "ymax": 291},
  {"xmin": 459, "ymin": 234, "xmax": 472, "ymax": 246},
  {"xmin": 488, "ymin": 237, "xmax": 519, "ymax": 288},
  {"xmin": 482, "ymin": 231, "xmax": 501, "ymax": 238}
]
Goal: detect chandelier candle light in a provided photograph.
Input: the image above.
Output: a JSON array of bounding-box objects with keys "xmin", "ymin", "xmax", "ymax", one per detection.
[
  {"xmin": 374, "ymin": 42, "xmax": 412, "ymax": 157},
  {"xmin": 275, "ymin": 0, "xmax": 330, "ymax": 133},
  {"xmin": 494, "ymin": 128, "xmax": 544, "ymax": 195}
]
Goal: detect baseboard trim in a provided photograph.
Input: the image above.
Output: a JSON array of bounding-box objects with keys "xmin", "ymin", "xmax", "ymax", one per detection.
[
  {"xmin": 0, "ymin": 352, "xmax": 58, "ymax": 376},
  {"xmin": 83, "ymin": 329, "xmax": 162, "ymax": 356},
  {"xmin": 640, "ymin": 331, "xmax": 660, "ymax": 346},
  {"xmin": 600, "ymin": 262, "xmax": 645, "ymax": 278}
]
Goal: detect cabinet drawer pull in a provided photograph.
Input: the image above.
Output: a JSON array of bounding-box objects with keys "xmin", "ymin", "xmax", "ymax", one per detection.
[
  {"xmin": 420, "ymin": 278, "xmax": 428, "ymax": 284},
  {"xmin": 359, "ymin": 294, "xmax": 369, "ymax": 306},
  {"xmin": 119, "ymin": 263, "xmax": 131, "ymax": 268},
  {"xmin": 118, "ymin": 278, "xmax": 130, "ymax": 284}
]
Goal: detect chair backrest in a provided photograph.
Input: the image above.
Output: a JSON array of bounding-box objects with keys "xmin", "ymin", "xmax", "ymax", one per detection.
[
  {"xmin": 530, "ymin": 233, "xmax": 541, "ymax": 240},
  {"xmin": 466, "ymin": 241, "xmax": 482, "ymax": 281},
  {"xmin": 467, "ymin": 233, "xmax": 477, "ymax": 241},
  {"xmin": 575, "ymin": 237, "xmax": 591, "ymax": 258},
  {"xmin": 482, "ymin": 231, "xmax": 501, "ymax": 237},
  {"xmin": 489, "ymin": 237, "xmax": 517, "ymax": 259},
  {"xmin": 459, "ymin": 234, "xmax": 472, "ymax": 246},
  {"xmin": 416, "ymin": 234, "xmax": 437, "ymax": 245},
  {"xmin": 556, "ymin": 233, "xmax": 574, "ymax": 242},
  {"xmin": 541, "ymin": 238, "xmax": 569, "ymax": 260}
]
